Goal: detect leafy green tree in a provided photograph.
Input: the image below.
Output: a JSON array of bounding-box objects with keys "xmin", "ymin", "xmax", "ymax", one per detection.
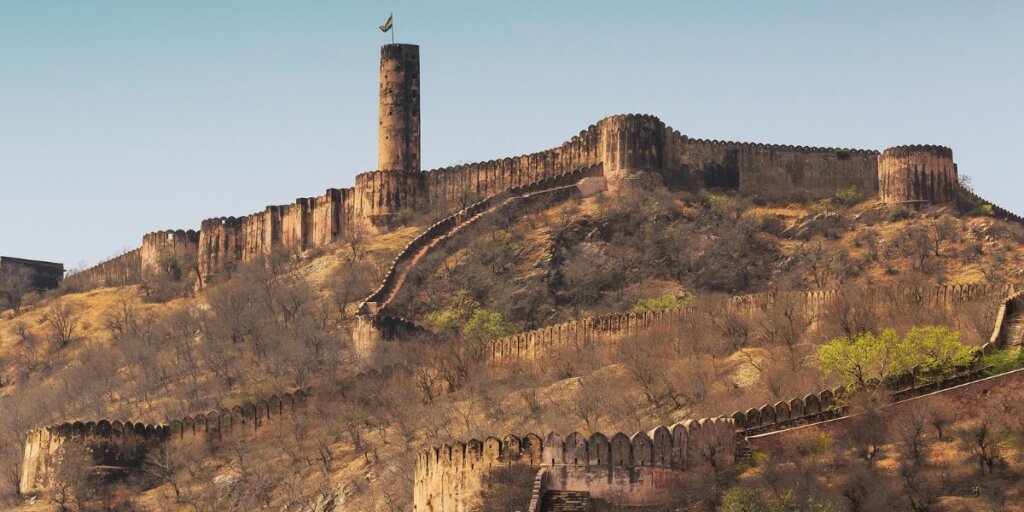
[
  {"xmin": 818, "ymin": 326, "xmax": 974, "ymax": 390},
  {"xmin": 900, "ymin": 326, "xmax": 973, "ymax": 376},
  {"xmin": 426, "ymin": 309, "xmax": 463, "ymax": 337},
  {"xmin": 818, "ymin": 329, "xmax": 906, "ymax": 389},
  {"xmin": 427, "ymin": 307, "xmax": 516, "ymax": 342},
  {"xmin": 462, "ymin": 308, "xmax": 516, "ymax": 342}
]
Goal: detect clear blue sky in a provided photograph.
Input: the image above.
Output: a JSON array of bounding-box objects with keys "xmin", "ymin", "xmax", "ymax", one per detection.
[{"xmin": 2, "ymin": 1, "xmax": 1022, "ymax": 269}]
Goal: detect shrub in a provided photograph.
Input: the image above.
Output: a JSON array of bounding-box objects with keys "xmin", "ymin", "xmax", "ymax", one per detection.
[
  {"xmin": 463, "ymin": 308, "xmax": 517, "ymax": 342},
  {"xmin": 426, "ymin": 309, "xmax": 463, "ymax": 337},
  {"xmin": 427, "ymin": 307, "xmax": 516, "ymax": 342},
  {"xmin": 833, "ymin": 186, "xmax": 863, "ymax": 205},
  {"xmin": 698, "ymin": 190, "xmax": 742, "ymax": 219},
  {"xmin": 630, "ymin": 293, "xmax": 697, "ymax": 313},
  {"xmin": 969, "ymin": 203, "xmax": 995, "ymax": 217},
  {"xmin": 834, "ymin": 148, "xmax": 852, "ymax": 160},
  {"xmin": 888, "ymin": 204, "xmax": 910, "ymax": 221},
  {"xmin": 718, "ymin": 486, "xmax": 842, "ymax": 512},
  {"xmin": 980, "ymin": 349, "xmax": 1024, "ymax": 375}
]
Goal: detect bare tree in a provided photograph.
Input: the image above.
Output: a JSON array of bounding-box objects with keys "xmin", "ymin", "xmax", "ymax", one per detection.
[
  {"xmin": 44, "ymin": 302, "xmax": 81, "ymax": 349},
  {"xmin": 0, "ymin": 265, "xmax": 34, "ymax": 313}
]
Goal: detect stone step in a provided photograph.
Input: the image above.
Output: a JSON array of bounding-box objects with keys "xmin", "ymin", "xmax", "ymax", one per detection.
[{"xmin": 541, "ymin": 490, "xmax": 591, "ymax": 512}]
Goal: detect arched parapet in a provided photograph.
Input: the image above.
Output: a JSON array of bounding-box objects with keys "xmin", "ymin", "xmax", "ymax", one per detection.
[
  {"xmin": 564, "ymin": 432, "xmax": 588, "ymax": 466},
  {"xmin": 774, "ymin": 401, "xmax": 791, "ymax": 423},
  {"xmin": 648, "ymin": 426, "xmax": 672, "ymax": 467},
  {"xmin": 543, "ymin": 432, "xmax": 564, "ymax": 466},
  {"xmin": 609, "ymin": 433, "xmax": 632, "ymax": 467},
  {"xmin": 588, "ymin": 432, "xmax": 610, "ymax": 467},
  {"xmin": 415, "ymin": 417, "xmax": 737, "ymax": 511}
]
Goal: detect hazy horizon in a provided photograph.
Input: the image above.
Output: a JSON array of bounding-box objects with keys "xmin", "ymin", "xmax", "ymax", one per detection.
[{"xmin": 3, "ymin": 1, "xmax": 1022, "ymax": 269}]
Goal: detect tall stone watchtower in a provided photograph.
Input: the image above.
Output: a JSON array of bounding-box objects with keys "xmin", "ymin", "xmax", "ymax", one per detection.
[{"xmin": 378, "ymin": 44, "xmax": 420, "ymax": 172}]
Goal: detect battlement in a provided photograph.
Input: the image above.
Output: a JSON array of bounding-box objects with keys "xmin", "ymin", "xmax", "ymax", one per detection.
[
  {"xmin": 414, "ymin": 418, "xmax": 735, "ymax": 511},
  {"xmin": 19, "ymin": 389, "xmax": 309, "ymax": 496},
  {"xmin": 879, "ymin": 144, "xmax": 958, "ymax": 205},
  {"xmin": 141, "ymin": 229, "xmax": 199, "ymax": 273}
]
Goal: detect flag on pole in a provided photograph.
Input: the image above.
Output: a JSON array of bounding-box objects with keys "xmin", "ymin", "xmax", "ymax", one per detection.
[{"xmin": 379, "ymin": 14, "xmax": 394, "ymax": 33}]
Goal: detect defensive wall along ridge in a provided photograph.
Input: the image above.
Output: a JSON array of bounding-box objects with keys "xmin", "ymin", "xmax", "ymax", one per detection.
[
  {"xmin": 60, "ymin": 108, "xmax": 1023, "ymax": 293},
  {"xmin": 414, "ymin": 417, "xmax": 737, "ymax": 512},
  {"xmin": 484, "ymin": 283, "xmax": 1014, "ymax": 364},
  {"xmin": 19, "ymin": 289, "xmax": 1024, "ymax": 502},
  {"xmin": 418, "ymin": 288, "xmax": 1024, "ymax": 511},
  {"xmin": 19, "ymin": 389, "xmax": 310, "ymax": 496}
]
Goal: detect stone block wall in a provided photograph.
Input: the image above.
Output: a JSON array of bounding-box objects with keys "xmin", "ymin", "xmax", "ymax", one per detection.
[
  {"xmin": 879, "ymin": 145, "xmax": 958, "ymax": 205},
  {"xmin": 487, "ymin": 284, "xmax": 1010, "ymax": 365},
  {"xmin": 664, "ymin": 130, "xmax": 880, "ymax": 199},
  {"xmin": 66, "ymin": 111, "xmax": 1022, "ymax": 288},
  {"xmin": 19, "ymin": 389, "xmax": 309, "ymax": 496},
  {"xmin": 0, "ymin": 257, "xmax": 64, "ymax": 291},
  {"xmin": 414, "ymin": 418, "xmax": 735, "ymax": 512},
  {"xmin": 19, "ymin": 419, "xmax": 166, "ymax": 495},
  {"xmin": 141, "ymin": 229, "xmax": 199, "ymax": 274},
  {"xmin": 61, "ymin": 249, "xmax": 142, "ymax": 291}
]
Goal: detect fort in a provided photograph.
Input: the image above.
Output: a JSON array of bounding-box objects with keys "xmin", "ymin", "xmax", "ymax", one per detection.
[
  {"xmin": 20, "ymin": 42, "xmax": 1024, "ymax": 509},
  {"xmin": 60, "ymin": 43, "xmax": 1020, "ymax": 296}
]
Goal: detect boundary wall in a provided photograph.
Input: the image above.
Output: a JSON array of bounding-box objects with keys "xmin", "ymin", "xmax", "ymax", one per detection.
[
  {"xmin": 414, "ymin": 418, "xmax": 735, "ymax": 512},
  {"xmin": 486, "ymin": 284, "xmax": 1011, "ymax": 364},
  {"xmin": 734, "ymin": 288, "xmax": 1023, "ymax": 438},
  {"xmin": 61, "ymin": 249, "xmax": 142, "ymax": 291},
  {"xmin": 73, "ymin": 111, "xmax": 998, "ymax": 288},
  {"xmin": 745, "ymin": 366, "xmax": 1024, "ymax": 452},
  {"xmin": 19, "ymin": 389, "xmax": 309, "ymax": 496}
]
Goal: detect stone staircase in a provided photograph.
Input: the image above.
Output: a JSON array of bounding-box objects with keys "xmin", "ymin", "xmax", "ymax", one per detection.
[
  {"xmin": 1006, "ymin": 297, "xmax": 1024, "ymax": 347},
  {"xmin": 357, "ymin": 164, "xmax": 604, "ymax": 318},
  {"xmin": 541, "ymin": 490, "xmax": 592, "ymax": 512}
]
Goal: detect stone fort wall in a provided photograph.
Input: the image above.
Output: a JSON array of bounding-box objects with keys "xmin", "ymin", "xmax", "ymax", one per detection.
[
  {"xmin": 414, "ymin": 418, "xmax": 736, "ymax": 512},
  {"xmin": 486, "ymin": 284, "xmax": 1011, "ymax": 364},
  {"xmin": 19, "ymin": 389, "xmax": 309, "ymax": 495},
  {"xmin": 63, "ymin": 112, "xmax": 1022, "ymax": 289},
  {"xmin": 61, "ymin": 249, "xmax": 142, "ymax": 291}
]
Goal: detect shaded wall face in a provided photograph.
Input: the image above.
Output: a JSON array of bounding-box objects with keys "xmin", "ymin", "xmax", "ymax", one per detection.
[
  {"xmin": 667, "ymin": 132, "xmax": 880, "ymax": 199},
  {"xmin": 879, "ymin": 146, "xmax": 958, "ymax": 205},
  {"xmin": 379, "ymin": 44, "xmax": 420, "ymax": 172},
  {"xmin": 0, "ymin": 257, "xmax": 64, "ymax": 291},
  {"xmin": 61, "ymin": 249, "xmax": 141, "ymax": 290}
]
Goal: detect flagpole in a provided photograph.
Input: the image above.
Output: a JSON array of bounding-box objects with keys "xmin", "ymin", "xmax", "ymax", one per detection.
[{"xmin": 391, "ymin": 13, "xmax": 395, "ymax": 44}]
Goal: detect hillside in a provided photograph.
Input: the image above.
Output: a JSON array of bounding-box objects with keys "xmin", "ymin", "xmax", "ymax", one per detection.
[{"xmin": 2, "ymin": 180, "xmax": 1023, "ymax": 511}]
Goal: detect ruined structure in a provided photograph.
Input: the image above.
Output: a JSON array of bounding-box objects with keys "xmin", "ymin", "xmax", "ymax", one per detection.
[{"xmin": 0, "ymin": 256, "xmax": 64, "ymax": 291}]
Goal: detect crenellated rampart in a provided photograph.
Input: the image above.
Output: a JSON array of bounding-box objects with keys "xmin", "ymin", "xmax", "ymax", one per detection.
[
  {"xmin": 61, "ymin": 249, "xmax": 142, "ymax": 291},
  {"xmin": 485, "ymin": 284, "xmax": 1010, "ymax": 364},
  {"xmin": 141, "ymin": 229, "xmax": 199, "ymax": 274},
  {"xmin": 19, "ymin": 389, "xmax": 309, "ymax": 496},
  {"xmin": 414, "ymin": 417, "xmax": 736, "ymax": 512},
  {"xmin": 665, "ymin": 129, "xmax": 880, "ymax": 198},
  {"xmin": 63, "ymin": 109, "xmax": 1023, "ymax": 289}
]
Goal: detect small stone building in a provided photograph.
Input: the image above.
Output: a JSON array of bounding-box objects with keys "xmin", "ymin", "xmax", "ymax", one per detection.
[{"xmin": 0, "ymin": 256, "xmax": 64, "ymax": 291}]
